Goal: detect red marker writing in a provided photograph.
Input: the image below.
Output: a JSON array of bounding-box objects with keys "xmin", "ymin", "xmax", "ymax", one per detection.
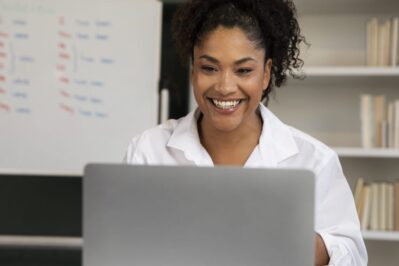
[
  {"xmin": 59, "ymin": 76, "xmax": 69, "ymax": 84},
  {"xmin": 56, "ymin": 64, "xmax": 66, "ymax": 71},
  {"xmin": 59, "ymin": 52, "xmax": 70, "ymax": 59},
  {"xmin": 58, "ymin": 31, "xmax": 71, "ymax": 38},
  {"xmin": 60, "ymin": 90, "xmax": 70, "ymax": 98},
  {"xmin": 0, "ymin": 102, "xmax": 10, "ymax": 112},
  {"xmin": 60, "ymin": 103, "xmax": 74, "ymax": 114}
]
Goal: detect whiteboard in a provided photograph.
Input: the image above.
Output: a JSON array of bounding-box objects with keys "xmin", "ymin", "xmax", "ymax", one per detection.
[{"xmin": 0, "ymin": 0, "xmax": 161, "ymax": 174}]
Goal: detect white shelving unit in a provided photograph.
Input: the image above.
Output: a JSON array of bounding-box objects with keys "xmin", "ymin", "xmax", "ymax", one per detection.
[
  {"xmin": 362, "ymin": 231, "xmax": 399, "ymax": 242},
  {"xmin": 270, "ymin": 1, "xmax": 399, "ymax": 265},
  {"xmin": 297, "ymin": 66, "xmax": 399, "ymax": 77},
  {"xmin": 334, "ymin": 147, "xmax": 399, "ymax": 158}
]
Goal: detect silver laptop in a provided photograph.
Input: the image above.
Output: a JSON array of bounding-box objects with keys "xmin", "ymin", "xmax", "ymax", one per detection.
[{"xmin": 83, "ymin": 164, "xmax": 315, "ymax": 266}]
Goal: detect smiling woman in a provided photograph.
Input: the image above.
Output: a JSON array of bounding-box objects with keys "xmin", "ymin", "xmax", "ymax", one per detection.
[
  {"xmin": 124, "ymin": 0, "xmax": 368, "ymax": 265},
  {"xmin": 192, "ymin": 26, "xmax": 270, "ymax": 165}
]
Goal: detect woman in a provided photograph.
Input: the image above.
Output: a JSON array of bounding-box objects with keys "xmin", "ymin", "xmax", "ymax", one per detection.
[{"xmin": 124, "ymin": 0, "xmax": 367, "ymax": 265}]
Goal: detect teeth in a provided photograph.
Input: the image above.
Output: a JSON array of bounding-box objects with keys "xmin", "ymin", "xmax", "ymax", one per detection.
[{"xmin": 212, "ymin": 99, "xmax": 240, "ymax": 109}]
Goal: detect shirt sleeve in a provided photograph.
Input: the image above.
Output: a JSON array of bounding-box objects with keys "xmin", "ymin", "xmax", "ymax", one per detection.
[{"xmin": 314, "ymin": 153, "xmax": 368, "ymax": 266}]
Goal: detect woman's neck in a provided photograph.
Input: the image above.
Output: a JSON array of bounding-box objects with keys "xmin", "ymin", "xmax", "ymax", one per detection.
[{"xmin": 198, "ymin": 112, "xmax": 263, "ymax": 166}]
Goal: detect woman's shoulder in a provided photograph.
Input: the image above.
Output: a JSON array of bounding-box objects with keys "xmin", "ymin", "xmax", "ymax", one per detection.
[
  {"xmin": 131, "ymin": 117, "xmax": 182, "ymax": 145},
  {"xmin": 289, "ymin": 126, "xmax": 333, "ymax": 154},
  {"xmin": 260, "ymin": 104, "xmax": 336, "ymax": 160},
  {"xmin": 123, "ymin": 109, "xmax": 198, "ymax": 164},
  {"xmin": 285, "ymin": 125, "xmax": 338, "ymax": 171},
  {"xmin": 123, "ymin": 118, "xmax": 181, "ymax": 163},
  {"xmin": 138, "ymin": 119, "xmax": 180, "ymax": 142}
]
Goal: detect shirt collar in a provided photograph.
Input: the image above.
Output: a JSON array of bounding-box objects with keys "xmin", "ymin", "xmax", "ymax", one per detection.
[
  {"xmin": 166, "ymin": 103, "xmax": 299, "ymax": 166},
  {"xmin": 256, "ymin": 103, "xmax": 299, "ymax": 166},
  {"xmin": 166, "ymin": 109, "xmax": 213, "ymax": 166}
]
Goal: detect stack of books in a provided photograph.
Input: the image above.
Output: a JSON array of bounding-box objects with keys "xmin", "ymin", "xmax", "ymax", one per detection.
[
  {"xmin": 360, "ymin": 94, "xmax": 399, "ymax": 148},
  {"xmin": 367, "ymin": 17, "xmax": 399, "ymax": 67},
  {"xmin": 354, "ymin": 178, "xmax": 399, "ymax": 231}
]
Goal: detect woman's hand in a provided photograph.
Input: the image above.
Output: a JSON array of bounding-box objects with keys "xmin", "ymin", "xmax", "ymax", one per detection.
[{"xmin": 315, "ymin": 233, "xmax": 329, "ymax": 266}]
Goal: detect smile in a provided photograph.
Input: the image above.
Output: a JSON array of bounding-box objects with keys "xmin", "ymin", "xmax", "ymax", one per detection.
[{"xmin": 210, "ymin": 98, "xmax": 242, "ymax": 110}]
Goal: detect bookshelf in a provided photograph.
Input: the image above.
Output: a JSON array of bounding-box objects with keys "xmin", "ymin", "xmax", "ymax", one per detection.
[{"xmin": 270, "ymin": 0, "xmax": 399, "ymax": 265}]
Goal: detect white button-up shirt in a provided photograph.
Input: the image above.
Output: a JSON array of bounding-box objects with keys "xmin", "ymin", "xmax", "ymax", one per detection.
[{"xmin": 124, "ymin": 104, "xmax": 368, "ymax": 266}]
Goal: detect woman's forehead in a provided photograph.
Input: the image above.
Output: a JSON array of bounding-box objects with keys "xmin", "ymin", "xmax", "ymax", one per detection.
[{"xmin": 194, "ymin": 26, "xmax": 265, "ymax": 62}]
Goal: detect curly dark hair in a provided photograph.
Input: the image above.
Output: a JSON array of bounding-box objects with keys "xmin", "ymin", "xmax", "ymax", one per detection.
[{"xmin": 172, "ymin": 0, "xmax": 306, "ymax": 105}]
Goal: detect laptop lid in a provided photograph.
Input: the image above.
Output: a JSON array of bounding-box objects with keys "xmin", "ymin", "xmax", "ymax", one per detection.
[{"xmin": 84, "ymin": 164, "xmax": 315, "ymax": 266}]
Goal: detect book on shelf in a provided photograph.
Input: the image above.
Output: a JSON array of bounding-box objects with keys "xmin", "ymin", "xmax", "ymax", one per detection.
[
  {"xmin": 374, "ymin": 95, "xmax": 386, "ymax": 147},
  {"xmin": 367, "ymin": 17, "xmax": 399, "ymax": 67},
  {"xmin": 388, "ymin": 102, "xmax": 395, "ymax": 148},
  {"xmin": 396, "ymin": 182, "xmax": 399, "ymax": 230},
  {"xmin": 354, "ymin": 178, "xmax": 365, "ymax": 209},
  {"xmin": 360, "ymin": 94, "xmax": 398, "ymax": 148},
  {"xmin": 370, "ymin": 182, "xmax": 379, "ymax": 230},
  {"xmin": 360, "ymin": 94, "xmax": 374, "ymax": 148},
  {"xmin": 355, "ymin": 178, "xmax": 399, "ymax": 232},
  {"xmin": 396, "ymin": 100, "xmax": 399, "ymax": 149},
  {"xmin": 388, "ymin": 183, "xmax": 394, "ymax": 231},
  {"xmin": 391, "ymin": 17, "xmax": 399, "ymax": 67},
  {"xmin": 367, "ymin": 18, "xmax": 378, "ymax": 66},
  {"xmin": 380, "ymin": 183, "xmax": 387, "ymax": 231},
  {"xmin": 360, "ymin": 184, "xmax": 371, "ymax": 231}
]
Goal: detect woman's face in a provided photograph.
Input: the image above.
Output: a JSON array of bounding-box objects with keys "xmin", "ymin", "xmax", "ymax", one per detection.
[{"xmin": 192, "ymin": 26, "xmax": 272, "ymax": 134}]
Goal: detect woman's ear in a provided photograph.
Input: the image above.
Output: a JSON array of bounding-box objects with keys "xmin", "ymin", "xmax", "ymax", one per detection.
[{"xmin": 263, "ymin": 59, "xmax": 272, "ymax": 91}]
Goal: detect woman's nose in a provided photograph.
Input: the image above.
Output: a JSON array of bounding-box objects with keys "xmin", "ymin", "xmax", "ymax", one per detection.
[{"xmin": 215, "ymin": 71, "xmax": 236, "ymax": 95}]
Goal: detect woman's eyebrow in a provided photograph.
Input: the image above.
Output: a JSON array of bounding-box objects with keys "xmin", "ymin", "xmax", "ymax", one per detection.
[
  {"xmin": 235, "ymin": 57, "xmax": 257, "ymax": 65},
  {"xmin": 199, "ymin": 55, "xmax": 219, "ymax": 64},
  {"xmin": 199, "ymin": 55, "xmax": 257, "ymax": 65}
]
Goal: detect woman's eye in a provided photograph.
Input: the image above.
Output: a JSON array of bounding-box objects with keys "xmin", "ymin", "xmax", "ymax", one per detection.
[
  {"xmin": 237, "ymin": 68, "xmax": 253, "ymax": 75},
  {"xmin": 201, "ymin": 65, "xmax": 217, "ymax": 73}
]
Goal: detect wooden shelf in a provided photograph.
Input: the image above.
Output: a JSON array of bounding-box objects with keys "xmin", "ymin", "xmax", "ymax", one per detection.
[
  {"xmin": 333, "ymin": 147, "xmax": 399, "ymax": 158},
  {"xmin": 293, "ymin": 67, "xmax": 399, "ymax": 77},
  {"xmin": 0, "ymin": 235, "xmax": 82, "ymax": 250},
  {"xmin": 362, "ymin": 231, "xmax": 399, "ymax": 241}
]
